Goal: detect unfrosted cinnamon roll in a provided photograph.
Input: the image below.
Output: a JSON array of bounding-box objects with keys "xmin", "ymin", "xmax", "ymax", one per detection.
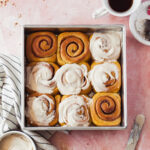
[
  {"xmin": 90, "ymin": 32, "xmax": 121, "ymax": 61},
  {"xmin": 90, "ymin": 93, "xmax": 121, "ymax": 126},
  {"xmin": 26, "ymin": 93, "xmax": 58, "ymax": 126},
  {"xmin": 26, "ymin": 62, "xmax": 59, "ymax": 94},
  {"xmin": 26, "ymin": 32, "xmax": 57, "ymax": 62},
  {"xmin": 57, "ymin": 32, "xmax": 90, "ymax": 65},
  {"xmin": 55, "ymin": 63, "xmax": 91, "ymax": 95},
  {"xmin": 89, "ymin": 61, "xmax": 121, "ymax": 93},
  {"xmin": 58, "ymin": 95, "xmax": 91, "ymax": 127}
]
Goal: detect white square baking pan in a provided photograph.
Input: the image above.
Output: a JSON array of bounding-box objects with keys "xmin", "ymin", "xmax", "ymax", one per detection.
[{"xmin": 21, "ymin": 25, "xmax": 127, "ymax": 130}]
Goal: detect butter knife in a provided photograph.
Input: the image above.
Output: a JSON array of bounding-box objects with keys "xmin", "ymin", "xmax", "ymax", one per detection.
[{"xmin": 125, "ymin": 114, "xmax": 145, "ymax": 150}]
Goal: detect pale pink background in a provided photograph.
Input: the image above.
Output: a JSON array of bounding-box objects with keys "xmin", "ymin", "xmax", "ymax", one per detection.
[{"xmin": 0, "ymin": 0, "xmax": 150, "ymax": 149}]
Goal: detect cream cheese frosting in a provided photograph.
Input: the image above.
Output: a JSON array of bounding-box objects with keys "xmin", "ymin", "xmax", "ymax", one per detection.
[
  {"xmin": 90, "ymin": 32, "xmax": 121, "ymax": 61},
  {"xmin": 26, "ymin": 95, "xmax": 55, "ymax": 126},
  {"xmin": 26, "ymin": 62, "xmax": 56, "ymax": 94},
  {"xmin": 0, "ymin": 133, "xmax": 33, "ymax": 150},
  {"xmin": 89, "ymin": 62, "xmax": 119, "ymax": 92},
  {"xmin": 59, "ymin": 95, "xmax": 90, "ymax": 127},
  {"xmin": 55, "ymin": 64, "xmax": 90, "ymax": 95}
]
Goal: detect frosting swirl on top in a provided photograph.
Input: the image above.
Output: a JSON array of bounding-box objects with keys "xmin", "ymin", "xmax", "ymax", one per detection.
[
  {"xmin": 89, "ymin": 62, "xmax": 119, "ymax": 92},
  {"xmin": 26, "ymin": 62, "xmax": 56, "ymax": 94},
  {"xmin": 59, "ymin": 95, "xmax": 90, "ymax": 127},
  {"xmin": 26, "ymin": 94, "xmax": 55, "ymax": 126},
  {"xmin": 90, "ymin": 32, "xmax": 121, "ymax": 61},
  {"xmin": 55, "ymin": 64, "xmax": 90, "ymax": 95}
]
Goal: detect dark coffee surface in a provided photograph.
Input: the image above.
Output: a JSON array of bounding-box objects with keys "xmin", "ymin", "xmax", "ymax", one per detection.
[{"xmin": 108, "ymin": 0, "xmax": 133, "ymax": 12}]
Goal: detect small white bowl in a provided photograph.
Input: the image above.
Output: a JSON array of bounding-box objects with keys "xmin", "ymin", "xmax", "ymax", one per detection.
[
  {"xmin": 0, "ymin": 131, "xmax": 36, "ymax": 150},
  {"xmin": 129, "ymin": 1, "xmax": 150, "ymax": 46}
]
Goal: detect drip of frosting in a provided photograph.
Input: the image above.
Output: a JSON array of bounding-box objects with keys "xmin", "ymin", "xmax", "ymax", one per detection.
[
  {"xmin": 59, "ymin": 95, "xmax": 90, "ymax": 127},
  {"xmin": 26, "ymin": 95, "xmax": 55, "ymax": 126},
  {"xmin": 55, "ymin": 64, "xmax": 90, "ymax": 95},
  {"xmin": 90, "ymin": 32, "xmax": 121, "ymax": 61},
  {"xmin": 26, "ymin": 62, "xmax": 56, "ymax": 94},
  {"xmin": 89, "ymin": 62, "xmax": 119, "ymax": 92}
]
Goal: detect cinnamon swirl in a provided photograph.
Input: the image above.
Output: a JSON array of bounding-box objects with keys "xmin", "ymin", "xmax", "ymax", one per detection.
[
  {"xmin": 26, "ymin": 32, "xmax": 57, "ymax": 62},
  {"xmin": 57, "ymin": 32, "xmax": 90, "ymax": 65},
  {"xmin": 90, "ymin": 93, "xmax": 121, "ymax": 126}
]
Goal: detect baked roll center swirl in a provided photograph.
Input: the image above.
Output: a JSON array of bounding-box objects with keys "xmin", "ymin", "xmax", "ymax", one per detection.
[{"xmin": 95, "ymin": 96, "xmax": 118, "ymax": 121}]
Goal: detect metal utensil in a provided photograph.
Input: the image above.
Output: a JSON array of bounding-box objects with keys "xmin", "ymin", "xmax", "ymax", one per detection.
[{"xmin": 125, "ymin": 114, "xmax": 145, "ymax": 150}]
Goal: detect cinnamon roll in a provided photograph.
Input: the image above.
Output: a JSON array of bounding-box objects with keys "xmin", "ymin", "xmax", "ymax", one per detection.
[
  {"xmin": 26, "ymin": 32, "xmax": 57, "ymax": 62},
  {"xmin": 57, "ymin": 32, "xmax": 90, "ymax": 65},
  {"xmin": 90, "ymin": 32, "xmax": 121, "ymax": 61},
  {"xmin": 55, "ymin": 63, "xmax": 91, "ymax": 95},
  {"xmin": 58, "ymin": 95, "xmax": 91, "ymax": 127},
  {"xmin": 26, "ymin": 62, "xmax": 59, "ymax": 94},
  {"xmin": 26, "ymin": 93, "xmax": 58, "ymax": 126},
  {"xmin": 89, "ymin": 61, "xmax": 121, "ymax": 92},
  {"xmin": 90, "ymin": 93, "xmax": 121, "ymax": 126}
]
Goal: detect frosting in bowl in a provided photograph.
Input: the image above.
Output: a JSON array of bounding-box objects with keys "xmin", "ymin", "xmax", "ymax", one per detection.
[
  {"xmin": 90, "ymin": 32, "xmax": 121, "ymax": 61},
  {"xmin": 0, "ymin": 133, "xmax": 33, "ymax": 150}
]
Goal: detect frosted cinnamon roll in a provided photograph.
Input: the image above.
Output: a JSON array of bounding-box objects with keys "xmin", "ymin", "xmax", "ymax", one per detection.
[
  {"xmin": 90, "ymin": 93, "xmax": 121, "ymax": 126},
  {"xmin": 26, "ymin": 62, "xmax": 59, "ymax": 94},
  {"xmin": 89, "ymin": 62, "xmax": 121, "ymax": 92},
  {"xmin": 26, "ymin": 93, "xmax": 58, "ymax": 126},
  {"xmin": 90, "ymin": 32, "xmax": 121, "ymax": 61},
  {"xmin": 57, "ymin": 32, "xmax": 90, "ymax": 65},
  {"xmin": 55, "ymin": 63, "xmax": 90, "ymax": 95},
  {"xmin": 58, "ymin": 95, "xmax": 91, "ymax": 127}
]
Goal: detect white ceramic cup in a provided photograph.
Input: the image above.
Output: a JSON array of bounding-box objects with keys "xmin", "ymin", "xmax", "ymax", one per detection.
[
  {"xmin": 93, "ymin": 0, "xmax": 142, "ymax": 18},
  {"xmin": 0, "ymin": 131, "xmax": 37, "ymax": 150}
]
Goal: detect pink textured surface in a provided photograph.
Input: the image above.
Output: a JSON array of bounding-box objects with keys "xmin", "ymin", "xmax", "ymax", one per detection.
[{"xmin": 0, "ymin": 0, "xmax": 150, "ymax": 149}]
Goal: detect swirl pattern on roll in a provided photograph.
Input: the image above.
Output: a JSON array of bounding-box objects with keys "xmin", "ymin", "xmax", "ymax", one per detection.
[
  {"xmin": 26, "ymin": 94, "xmax": 57, "ymax": 126},
  {"xmin": 90, "ymin": 93, "xmax": 121, "ymax": 126},
  {"xmin": 90, "ymin": 32, "xmax": 121, "ymax": 61},
  {"xmin": 26, "ymin": 62, "xmax": 57, "ymax": 94},
  {"xmin": 26, "ymin": 32, "xmax": 57, "ymax": 62},
  {"xmin": 59, "ymin": 95, "xmax": 91, "ymax": 127},
  {"xmin": 55, "ymin": 64, "xmax": 90, "ymax": 95},
  {"xmin": 95, "ymin": 96, "xmax": 120, "ymax": 121},
  {"xmin": 89, "ymin": 62, "xmax": 121, "ymax": 92},
  {"xmin": 57, "ymin": 32, "xmax": 90, "ymax": 65}
]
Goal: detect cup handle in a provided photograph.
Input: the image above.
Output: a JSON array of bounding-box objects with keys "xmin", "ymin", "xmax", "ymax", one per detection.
[{"xmin": 92, "ymin": 7, "xmax": 108, "ymax": 19}]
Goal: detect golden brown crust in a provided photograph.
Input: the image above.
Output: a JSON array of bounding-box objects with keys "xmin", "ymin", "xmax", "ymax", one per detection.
[
  {"xmin": 26, "ymin": 62, "xmax": 59, "ymax": 95},
  {"xmin": 90, "ymin": 93, "xmax": 121, "ymax": 126},
  {"xmin": 26, "ymin": 32, "xmax": 57, "ymax": 62},
  {"xmin": 26, "ymin": 93, "xmax": 58, "ymax": 126},
  {"xmin": 57, "ymin": 32, "xmax": 90, "ymax": 65}
]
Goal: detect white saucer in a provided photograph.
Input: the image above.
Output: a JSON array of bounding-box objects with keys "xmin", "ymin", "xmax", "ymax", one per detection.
[{"xmin": 129, "ymin": 1, "xmax": 150, "ymax": 46}]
